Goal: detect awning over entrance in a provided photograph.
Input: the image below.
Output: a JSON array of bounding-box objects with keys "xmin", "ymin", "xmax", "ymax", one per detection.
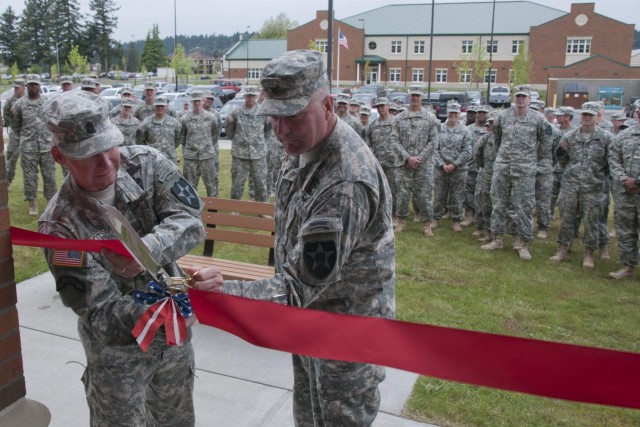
[{"xmin": 355, "ymin": 55, "xmax": 386, "ymax": 65}]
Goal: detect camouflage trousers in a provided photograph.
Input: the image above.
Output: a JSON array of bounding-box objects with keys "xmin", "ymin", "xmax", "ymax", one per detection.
[
  {"xmin": 292, "ymin": 354, "xmax": 383, "ymax": 427},
  {"xmin": 183, "ymin": 157, "xmax": 218, "ymax": 197},
  {"xmin": 382, "ymin": 166, "xmax": 400, "ymax": 218},
  {"xmin": 475, "ymin": 170, "xmax": 493, "ymax": 231},
  {"xmin": 557, "ymin": 190, "xmax": 606, "ymax": 250},
  {"xmin": 612, "ymin": 188, "xmax": 640, "ymax": 266},
  {"xmin": 266, "ymin": 142, "xmax": 285, "ymax": 195},
  {"xmin": 433, "ymin": 168, "xmax": 467, "ymax": 221},
  {"xmin": 535, "ymin": 172, "xmax": 553, "ymax": 231},
  {"xmin": 463, "ymin": 170, "xmax": 478, "ymax": 211},
  {"xmin": 396, "ymin": 163, "xmax": 434, "ymax": 222},
  {"xmin": 231, "ymin": 156, "xmax": 268, "ymax": 202},
  {"xmin": 549, "ymin": 170, "xmax": 564, "ymax": 218},
  {"xmin": 82, "ymin": 342, "xmax": 195, "ymax": 427},
  {"xmin": 490, "ymin": 167, "xmax": 536, "ymax": 242},
  {"xmin": 21, "ymin": 151, "xmax": 57, "ymax": 201},
  {"xmin": 5, "ymin": 131, "xmax": 20, "ymax": 184}
]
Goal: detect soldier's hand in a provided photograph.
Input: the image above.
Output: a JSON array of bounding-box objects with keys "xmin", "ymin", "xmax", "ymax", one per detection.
[
  {"xmin": 226, "ymin": 114, "xmax": 234, "ymax": 123},
  {"xmin": 100, "ymin": 248, "xmax": 145, "ymax": 278},
  {"xmin": 183, "ymin": 265, "xmax": 224, "ymax": 293},
  {"xmin": 559, "ymin": 140, "xmax": 569, "ymax": 151},
  {"xmin": 623, "ymin": 178, "xmax": 638, "ymax": 194},
  {"xmin": 406, "ymin": 156, "xmax": 421, "ymax": 169}
]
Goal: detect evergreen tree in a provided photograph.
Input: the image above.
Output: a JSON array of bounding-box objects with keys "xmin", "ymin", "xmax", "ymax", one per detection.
[
  {"xmin": 48, "ymin": 0, "xmax": 84, "ymax": 69},
  {"xmin": 85, "ymin": 0, "xmax": 119, "ymax": 74},
  {"xmin": 18, "ymin": 0, "xmax": 50, "ymax": 69},
  {"xmin": 0, "ymin": 7, "xmax": 22, "ymax": 68},
  {"xmin": 127, "ymin": 41, "xmax": 139, "ymax": 72},
  {"xmin": 140, "ymin": 24, "xmax": 167, "ymax": 72}
]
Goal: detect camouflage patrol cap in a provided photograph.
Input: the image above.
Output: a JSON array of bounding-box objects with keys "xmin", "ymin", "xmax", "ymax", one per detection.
[
  {"xmin": 81, "ymin": 78, "xmax": 99, "ymax": 89},
  {"xmin": 466, "ymin": 104, "xmax": 478, "ymax": 112},
  {"xmin": 190, "ymin": 91, "xmax": 205, "ymax": 101},
  {"xmin": 360, "ymin": 105, "xmax": 371, "ymax": 116},
  {"xmin": 59, "ymin": 75, "xmax": 73, "ymax": 84},
  {"xmin": 581, "ymin": 101, "xmax": 600, "ymax": 115},
  {"xmin": 153, "ymin": 98, "xmax": 168, "ymax": 107},
  {"xmin": 121, "ymin": 98, "xmax": 135, "ymax": 108},
  {"xmin": 447, "ymin": 102, "xmax": 461, "ymax": 113},
  {"xmin": 477, "ymin": 105, "xmax": 491, "ymax": 113},
  {"xmin": 26, "ymin": 74, "xmax": 41, "ymax": 85},
  {"xmin": 529, "ymin": 101, "xmax": 544, "ymax": 112},
  {"xmin": 611, "ymin": 112, "xmax": 626, "ymax": 121},
  {"xmin": 244, "ymin": 85, "xmax": 259, "ymax": 96},
  {"xmin": 42, "ymin": 91, "xmax": 124, "ymax": 160},
  {"xmin": 388, "ymin": 104, "xmax": 398, "ymax": 111},
  {"xmin": 335, "ymin": 93, "xmax": 350, "ymax": 104},
  {"xmin": 487, "ymin": 111, "xmax": 498, "ymax": 122},
  {"xmin": 407, "ymin": 85, "xmax": 424, "ymax": 96},
  {"xmin": 144, "ymin": 82, "xmax": 156, "ymax": 90},
  {"xmin": 555, "ymin": 106, "xmax": 574, "ymax": 116},
  {"xmin": 544, "ymin": 107, "xmax": 556, "ymax": 115},
  {"xmin": 120, "ymin": 88, "xmax": 133, "ymax": 96},
  {"xmin": 514, "ymin": 85, "xmax": 531, "ymax": 96},
  {"xmin": 257, "ymin": 49, "xmax": 328, "ymax": 117},
  {"xmin": 349, "ymin": 98, "xmax": 360, "ymax": 106},
  {"xmin": 12, "ymin": 78, "xmax": 25, "ymax": 87},
  {"xmin": 374, "ymin": 97, "xmax": 389, "ymax": 107},
  {"xmin": 619, "ymin": 118, "xmax": 636, "ymax": 130},
  {"xmin": 204, "ymin": 91, "xmax": 216, "ymax": 99}
]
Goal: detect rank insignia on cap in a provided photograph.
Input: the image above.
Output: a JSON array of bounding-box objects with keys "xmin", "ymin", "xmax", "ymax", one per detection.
[
  {"xmin": 303, "ymin": 241, "xmax": 337, "ymax": 280},
  {"xmin": 85, "ymin": 121, "xmax": 96, "ymax": 135},
  {"xmin": 52, "ymin": 250, "xmax": 85, "ymax": 267},
  {"xmin": 171, "ymin": 178, "xmax": 200, "ymax": 209}
]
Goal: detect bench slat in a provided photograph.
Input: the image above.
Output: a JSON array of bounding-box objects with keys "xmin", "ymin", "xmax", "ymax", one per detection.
[
  {"xmin": 202, "ymin": 211, "xmax": 275, "ymax": 232},
  {"xmin": 204, "ymin": 198, "xmax": 275, "ymax": 216},
  {"xmin": 205, "ymin": 228, "xmax": 274, "ymax": 248},
  {"xmin": 178, "ymin": 254, "xmax": 275, "ymax": 281}
]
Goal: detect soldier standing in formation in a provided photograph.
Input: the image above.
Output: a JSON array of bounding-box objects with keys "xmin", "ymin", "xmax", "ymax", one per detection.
[
  {"xmin": 549, "ymin": 106, "xmax": 576, "ymax": 218},
  {"xmin": 111, "ymin": 98, "xmax": 141, "ymax": 146},
  {"xmin": 466, "ymin": 104, "xmax": 490, "ymax": 231},
  {"xmin": 474, "ymin": 111, "xmax": 499, "ymax": 241},
  {"xmin": 136, "ymin": 82, "xmax": 157, "ymax": 122},
  {"xmin": 137, "ymin": 98, "xmax": 182, "ymax": 164},
  {"xmin": 534, "ymin": 106, "xmax": 558, "ymax": 239},
  {"xmin": 2, "ymin": 78, "xmax": 25, "ymax": 186}
]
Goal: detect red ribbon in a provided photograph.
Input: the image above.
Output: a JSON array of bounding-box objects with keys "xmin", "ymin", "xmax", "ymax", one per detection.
[
  {"xmin": 10, "ymin": 226, "xmax": 130, "ymax": 257},
  {"xmin": 132, "ymin": 297, "xmax": 187, "ymax": 352},
  {"xmin": 10, "ymin": 226, "xmax": 640, "ymax": 409}
]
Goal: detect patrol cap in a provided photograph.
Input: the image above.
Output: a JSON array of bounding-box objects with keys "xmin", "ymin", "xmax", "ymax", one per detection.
[
  {"xmin": 619, "ymin": 118, "xmax": 636, "ymax": 130},
  {"xmin": 447, "ymin": 102, "xmax": 461, "ymax": 113},
  {"xmin": 12, "ymin": 78, "xmax": 25, "ymax": 87},
  {"xmin": 204, "ymin": 91, "xmax": 216, "ymax": 99},
  {"xmin": 466, "ymin": 104, "xmax": 478, "ymax": 113},
  {"xmin": 258, "ymin": 49, "xmax": 328, "ymax": 117},
  {"xmin": 190, "ymin": 91, "xmax": 205, "ymax": 101},
  {"xmin": 580, "ymin": 101, "xmax": 600, "ymax": 115},
  {"xmin": 59, "ymin": 75, "xmax": 73, "ymax": 85},
  {"xmin": 514, "ymin": 85, "xmax": 531, "ymax": 96},
  {"xmin": 487, "ymin": 111, "xmax": 498, "ymax": 122},
  {"xmin": 477, "ymin": 105, "xmax": 491, "ymax": 113},
  {"xmin": 121, "ymin": 88, "xmax": 133, "ymax": 96},
  {"xmin": 26, "ymin": 74, "xmax": 41, "ymax": 85},
  {"xmin": 349, "ymin": 98, "xmax": 360, "ymax": 106},
  {"xmin": 121, "ymin": 98, "xmax": 135, "ymax": 108},
  {"xmin": 555, "ymin": 106, "xmax": 574, "ymax": 116},
  {"xmin": 81, "ymin": 78, "xmax": 99, "ymax": 89},
  {"xmin": 42, "ymin": 91, "xmax": 123, "ymax": 160},
  {"xmin": 335, "ymin": 93, "xmax": 350, "ymax": 104},
  {"xmin": 408, "ymin": 85, "xmax": 424, "ymax": 96},
  {"xmin": 388, "ymin": 104, "xmax": 399, "ymax": 112},
  {"xmin": 611, "ymin": 112, "xmax": 626, "ymax": 121},
  {"xmin": 244, "ymin": 85, "xmax": 259, "ymax": 97},
  {"xmin": 529, "ymin": 103, "xmax": 542, "ymax": 112},
  {"xmin": 374, "ymin": 97, "xmax": 389, "ymax": 107},
  {"xmin": 144, "ymin": 82, "xmax": 156, "ymax": 90},
  {"xmin": 544, "ymin": 107, "xmax": 556, "ymax": 115},
  {"xmin": 153, "ymin": 98, "xmax": 168, "ymax": 107},
  {"xmin": 360, "ymin": 106, "xmax": 371, "ymax": 116}
]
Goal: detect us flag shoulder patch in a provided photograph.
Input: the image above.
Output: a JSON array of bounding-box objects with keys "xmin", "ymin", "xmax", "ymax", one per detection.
[{"xmin": 52, "ymin": 250, "xmax": 86, "ymax": 268}]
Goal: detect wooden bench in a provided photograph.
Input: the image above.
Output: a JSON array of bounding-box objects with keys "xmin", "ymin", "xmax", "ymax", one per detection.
[{"xmin": 177, "ymin": 197, "xmax": 276, "ymax": 281}]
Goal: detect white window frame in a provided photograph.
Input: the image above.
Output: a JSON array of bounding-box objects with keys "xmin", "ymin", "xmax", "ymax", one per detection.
[
  {"xmin": 412, "ymin": 68, "xmax": 424, "ymax": 83},
  {"xmin": 461, "ymin": 40, "xmax": 474, "ymax": 54},
  {"xmin": 436, "ymin": 68, "xmax": 448, "ymax": 83},
  {"xmin": 391, "ymin": 41, "xmax": 402, "ymax": 54},
  {"xmin": 315, "ymin": 40, "xmax": 328, "ymax": 54},
  {"xmin": 389, "ymin": 68, "xmax": 401, "ymax": 82},
  {"xmin": 484, "ymin": 69, "xmax": 497, "ymax": 83},
  {"xmin": 512, "ymin": 40, "xmax": 524, "ymax": 54},
  {"xmin": 486, "ymin": 41, "xmax": 498, "ymax": 54},
  {"xmin": 414, "ymin": 40, "xmax": 425, "ymax": 54},
  {"xmin": 566, "ymin": 38, "xmax": 591, "ymax": 54},
  {"xmin": 248, "ymin": 68, "xmax": 261, "ymax": 80},
  {"xmin": 459, "ymin": 69, "xmax": 472, "ymax": 83}
]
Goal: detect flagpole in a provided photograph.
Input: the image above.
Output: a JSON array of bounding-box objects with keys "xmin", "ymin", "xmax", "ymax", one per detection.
[{"xmin": 337, "ymin": 28, "xmax": 341, "ymax": 89}]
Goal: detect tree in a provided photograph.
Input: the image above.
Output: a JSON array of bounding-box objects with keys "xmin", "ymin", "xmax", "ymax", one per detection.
[
  {"xmin": 0, "ymin": 6, "xmax": 22, "ymax": 68},
  {"xmin": 257, "ymin": 13, "xmax": 297, "ymax": 39},
  {"xmin": 48, "ymin": 0, "xmax": 84, "ymax": 69},
  {"xmin": 67, "ymin": 44, "xmax": 89, "ymax": 76},
  {"xmin": 510, "ymin": 42, "xmax": 532, "ymax": 87},
  {"xmin": 17, "ymin": 0, "xmax": 50, "ymax": 69},
  {"xmin": 140, "ymin": 24, "xmax": 166, "ymax": 72},
  {"xmin": 461, "ymin": 37, "xmax": 491, "ymax": 89},
  {"xmin": 85, "ymin": 0, "xmax": 120, "ymax": 73},
  {"xmin": 171, "ymin": 43, "xmax": 194, "ymax": 82},
  {"xmin": 127, "ymin": 41, "xmax": 139, "ymax": 72}
]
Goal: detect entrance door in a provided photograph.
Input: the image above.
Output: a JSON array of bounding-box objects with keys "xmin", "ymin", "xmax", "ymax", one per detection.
[{"xmin": 367, "ymin": 70, "xmax": 378, "ymax": 84}]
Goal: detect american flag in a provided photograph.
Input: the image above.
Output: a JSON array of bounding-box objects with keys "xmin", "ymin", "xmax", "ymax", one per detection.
[
  {"xmin": 52, "ymin": 250, "xmax": 84, "ymax": 267},
  {"xmin": 338, "ymin": 31, "xmax": 349, "ymax": 49}
]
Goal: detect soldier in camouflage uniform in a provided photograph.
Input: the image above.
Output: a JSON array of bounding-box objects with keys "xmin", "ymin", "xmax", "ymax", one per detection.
[
  {"xmin": 549, "ymin": 102, "xmax": 612, "ymax": 268},
  {"xmin": 465, "ymin": 105, "xmax": 490, "ymax": 231},
  {"xmin": 481, "ymin": 85, "xmax": 551, "ymax": 260},
  {"xmin": 135, "ymin": 82, "xmax": 157, "ymax": 122},
  {"xmin": 2, "ymin": 78, "xmax": 25, "ymax": 186},
  {"xmin": 110, "ymin": 98, "xmax": 140, "ymax": 146},
  {"xmin": 180, "ymin": 91, "xmax": 221, "ymax": 197},
  {"xmin": 607, "ymin": 104, "xmax": 640, "ymax": 279},
  {"xmin": 335, "ymin": 93, "xmax": 366, "ymax": 140},
  {"xmin": 259, "ymin": 88, "xmax": 286, "ymax": 196},
  {"xmin": 225, "ymin": 85, "xmax": 271, "ymax": 202},
  {"xmin": 11, "ymin": 74, "xmax": 57, "ymax": 216},
  {"xmin": 109, "ymin": 87, "xmax": 142, "ymax": 118},
  {"xmin": 59, "ymin": 75, "xmax": 74, "ymax": 92},
  {"xmin": 550, "ymin": 107, "xmax": 576, "ymax": 218},
  {"xmin": 432, "ymin": 102, "xmax": 472, "ymax": 232},
  {"xmin": 474, "ymin": 112, "xmax": 498, "ymax": 241},
  {"xmin": 80, "ymin": 78, "xmax": 101, "ymax": 94},
  {"xmin": 368, "ymin": 97, "xmax": 402, "ymax": 219},
  {"xmin": 359, "ymin": 105, "xmax": 371, "ymax": 133},
  {"xmin": 39, "ymin": 91, "xmax": 222, "ymax": 426},
  {"xmin": 534, "ymin": 106, "xmax": 559, "ymax": 239},
  {"xmin": 218, "ymin": 49, "xmax": 395, "ymax": 427},
  {"xmin": 137, "ymin": 98, "xmax": 182, "ymax": 164},
  {"xmin": 596, "ymin": 101, "xmax": 613, "ymax": 132},
  {"xmin": 391, "ymin": 85, "xmax": 440, "ymax": 236},
  {"xmin": 349, "ymin": 97, "xmax": 361, "ymax": 117}
]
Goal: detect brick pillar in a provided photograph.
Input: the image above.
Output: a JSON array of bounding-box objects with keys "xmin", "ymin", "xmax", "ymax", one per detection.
[{"xmin": 0, "ymin": 117, "xmax": 49, "ymax": 423}]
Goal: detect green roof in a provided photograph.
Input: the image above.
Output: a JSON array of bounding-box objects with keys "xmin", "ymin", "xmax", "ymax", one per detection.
[
  {"xmin": 225, "ymin": 39, "xmax": 287, "ymax": 60},
  {"xmin": 341, "ymin": 1, "xmax": 567, "ymax": 36}
]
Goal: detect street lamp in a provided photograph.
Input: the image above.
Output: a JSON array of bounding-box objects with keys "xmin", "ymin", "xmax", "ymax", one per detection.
[
  {"xmin": 358, "ymin": 19, "xmax": 365, "ymax": 84},
  {"xmin": 246, "ymin": 26, "xmax": 251, "ymax": 84},
  {"xmin": 55, "ymin": 41, "xmax": 63, "ymax": 80}
]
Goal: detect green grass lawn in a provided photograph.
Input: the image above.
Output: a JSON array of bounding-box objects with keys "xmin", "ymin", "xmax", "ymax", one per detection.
[{"xmin": 6, "ymin": 148, "xmax": 640, "ymax": 426}]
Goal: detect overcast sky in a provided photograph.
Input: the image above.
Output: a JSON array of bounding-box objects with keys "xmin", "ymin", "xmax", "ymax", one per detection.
[{"xmin": 10, "ymin": 0, "xmax": 640, "ymax": 42}]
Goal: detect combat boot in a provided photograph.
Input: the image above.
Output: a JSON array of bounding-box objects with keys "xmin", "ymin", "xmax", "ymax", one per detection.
[
  {"xmin": 394, "ymin": 219, "xmax": 406, "ymax": 233},
  {"xmin": 549, "ymin": 244, "xmax": 569, "ymax": 262},
  {"xmin": 536, "ymin": 229, "xmax": 548, "ymax": 239},
  {"xmin": 512, "ymin": 235, "xmax": 523, "ymax": 251},
  {"xmin": 472, "ymin": 229, "xmax": 483, "ymax": 237},
  {"xmin": 518, "ymin": 242, "xmax": 532, "ymax": 261},
  {"xmin": 479, "ymin": 233, "xmax": 493, "ymax": 242},
  {"xmin": 451, "ymin": 222, "xmax": 462, "ymax": 232},
  {"xmin": 430, "ymin": 219, "xmax": 439, "ymax": 230},
  {"xmin": 582, "ymin": 248, "xmax": 595, "ymax": 268},
  {"xmin": 609, "ymin": 266, "xmax": 635, "ymax": 280},
  {"xmin": 28, "ymin": 200, "xmax": 38, "ymax": 216},
  {"xmin": 413, "ymin": 210, "xmax": 421, "ymax": 223},
  {"xmin": 442, "ymin": 210, "xmax": 451, "ymax": 220},
  {"xmin": 599, "ymin": 245, "xmax": 610, "ymax": 260},
  {"xmin": 481, "ymin": 235, "xmax": 503, "ymax": 250},
  {"xmin": 460, "ymin": 209, "xmax": 474, "ymax": 227},
  {"xmin": 423, "ymin": 223, "xmax": 434, "ymax": 237}
]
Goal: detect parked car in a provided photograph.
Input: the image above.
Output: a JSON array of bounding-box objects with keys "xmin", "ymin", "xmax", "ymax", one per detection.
[
  {"xmin": 488, "ymin": 86, "xmax": 511, "ymax": 108},
  {"xmin": 351, "ymin": 93, "xmax": 376, "ymax": 107},
  {"xmin": 354, "ymin": 84, "xmax": 386, "ymax": 98},
  {"xmin": 530, "ymin": 91, "xmax": 540, "ymax": 102},
  {"xmin": 388, "ymin": 92, "xmax": 409, "ymax": 107},
  {"xmin": 218, "ymin": 99, "xmax": 245, "ymax": 136},
  {"xmin": 466, "ymin": 90, "xmax": 484, "ymax": 106},
  {"xmin": 211, "ymin": 79, "xmax": 242, "ymax": 93},
  {"xmin": 185, "ymin": 85, "xmax": 235, "ymax": 104},
  {"xmin": 435, "ymin": 91, "xmax": 469, "ymax": 121}
]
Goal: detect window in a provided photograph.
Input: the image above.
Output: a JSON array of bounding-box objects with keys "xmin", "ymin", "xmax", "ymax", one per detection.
[
  {"xmin": 512, "ymin": 40, "xmax": 524, "ymax": 54},
  {"xmin": 389, "ymin": 68, "xmax": 401, "ymax": 82},
  {"xmin": 315, "ymin": 40, "xmax": 328, "ymax": 54},
  {"xmin": 486, "ymin": 41, "xmax": 498, "ymax": 54},
  {"xmin": 459, "ymin": 69, "xmax": 472, "ymax": 83},
  {"xmin": 412, "ymin": 68, "xmax": 424, "ymax": 82},
  {"xmin": 391, "ymin": 41, "xmax": 402, "ymax": 54},
  {"xmin": 368, "ymin": 41, "xmax": 377, "ymax": 50},
  {"xmin": 461, "ymin": 40, "xmax": 474, "ymax": 54},
  {"xmin": 566, "ymin": 38, "xmax": 591, "ymax": 54},
  {"xmin": 436, "ymin": 68, "xmax": 448, "ymax": 83},
  {"xmin": 248, "ymin": 68, "xmax": 261, "ymax": 80},
  {"xmin": 414, "ymin": 40, "xmax": 425, "ymax": 54},
  {"xmin": 484, "ymin": 69, "xmax": 497, "ymax": 83}
]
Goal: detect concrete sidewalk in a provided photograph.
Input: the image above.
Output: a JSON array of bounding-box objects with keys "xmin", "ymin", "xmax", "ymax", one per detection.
[{"xmin": 17, "ymin": 272, "xmax": 431, "ymax": 427}]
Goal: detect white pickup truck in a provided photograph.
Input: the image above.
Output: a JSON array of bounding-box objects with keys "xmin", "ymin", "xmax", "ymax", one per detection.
[{"xmin": 489, "ymin": 86, "xmax": 511, "ymax": 108}]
